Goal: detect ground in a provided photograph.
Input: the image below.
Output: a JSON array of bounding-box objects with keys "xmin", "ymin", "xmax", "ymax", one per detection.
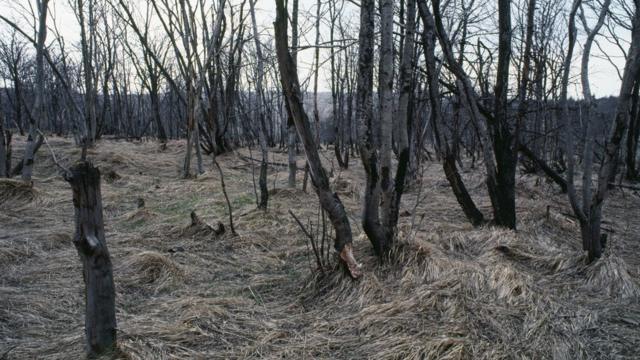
[{"xmin": 1, "ymin": 136, "xmax": 639, "ymax": 359}]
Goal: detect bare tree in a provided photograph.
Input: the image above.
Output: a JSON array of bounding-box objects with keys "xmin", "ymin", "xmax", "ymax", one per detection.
[
  {"xmin": 274, "ymin": 0, "xmax": 361, "ymax": 278},
  {"xmin": 355, "ymin": 0, "xmax": 387, "ymax": 254},
  {"xmin": 417, "ymin": 0, "xmax": 485, "ymax": 227},
  {"xmin": 583, "ymin": 1, "xmax": 640, "ymax": 261},
  {"xmin": 21, "ymin": 0, "xmax": 50, "ymax": 182},
  {"xmin": 73, "ymin": 0, "xmax": 99, "ymax": 146},
  {"xmin": 248, "ymin": 0, "xmax": 270, "ymax": 209},
  {"xmin": 287, "ymin": 0, "xmax": 299, "ymax": 188},
  {"xmin": 355, "ymin": 0, "xmax": 414, "ymax": 256}
]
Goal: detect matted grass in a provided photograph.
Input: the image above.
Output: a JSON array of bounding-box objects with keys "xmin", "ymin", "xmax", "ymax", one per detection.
[{"xmin": 1, "ymin": 136, "xmax": 639, "ymax": 359}]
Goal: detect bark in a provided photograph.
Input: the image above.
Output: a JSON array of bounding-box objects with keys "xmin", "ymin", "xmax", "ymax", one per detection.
[
  {"xmin": 5, "ymin": 131, "xmax": 12, "ymax": 176},
  {"xmin": 0, "ymin": 106, "xmax": 6, "ymax": 177},
  {"xmin": 429, "ymin": 0, "xmax": 500, "ymax": 228},
  {"xmin": 378, "ymin": 0, "xmax": 395, "ymax": 249},
  {"xmin": 356, "ymin": 0, "xmax": 387, "ymax": 256},
  {"xmin": 288, "ymin": 0, "xmax": 299, "ymax": 188},
  {"xmin": 589, "ymin": 6, "xmax": 640, "ymax": 262},
  {"xmin": 149, "ymin": 89, "xmax": 167, "ymax": 143},
  {"xmin": 64, "ymin": 161, "xmax": 117, "ymax": 358},
  {"xmin": 77, "ymin": 0, "xmax": 97, "ymax": 146},
  {"xmin": 560, "ymin": 0, "xmax": 584, "ymax": 230},
  {"xmin": 249, "ymin": 0, "xmax": 269, "ymax": 209},
  {"xmin": 380, "ymin": 0, "xmax": 413, "ymax": 246},
  {"xmin": 577, "ymin": 0, "xmax": 612, "ymax": 258},
  {"xmin": 329, "ymin": 0, "xmax": 348, "ymax": 170},
  {"xmin": 626, "ymin": 81, "xmax": 640, "ymax": 180},
  {"xmin": 489, "ymin": 0, "xmax": 517, "ymax": 229},
  {"xmin": 179, "ymin": 0, "xmax": 196, "ymax": 178},
  {"xmin": 274, "ymin": 0, "xmax": 361, "ymax": 278},
  {"xmin": 313, "ymin": 0, "xmax": 322, "ymax": 145},
  {"xmin": 418, "ymin": 2, "xmax": 485, "ymax": 227},
  {"xmin": 21, "ymin": 0, "xmax": 49, "ymax": 182},
  {"xmin": 518, "ymin": 143, "xmax": 568, "ymax": 192},
  {"xmin": 515, "ymin": 0, "xmax": 536, "ymax": 164}
]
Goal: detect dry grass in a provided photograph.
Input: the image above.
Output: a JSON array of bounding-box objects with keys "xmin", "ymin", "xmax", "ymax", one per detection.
[
  {"xmin": 0, "ymin": 178, "xmax": 38, "ymax": 206},
  {"xmin": 1, "ymin": 136, "xmax": 639, "ymax": 359}
]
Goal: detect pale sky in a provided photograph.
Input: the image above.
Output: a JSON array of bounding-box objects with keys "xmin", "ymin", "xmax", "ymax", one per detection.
[{"xmin": 0, "ymin": 0, "xmax": 631, "ymax": 98}]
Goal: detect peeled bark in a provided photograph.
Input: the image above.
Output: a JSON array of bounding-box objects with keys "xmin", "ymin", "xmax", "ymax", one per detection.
[
  {"xmin": 274, "ymin": 0, "xmax": 360, "ymax": 278},
  {"xmin": 64, "ymin": 161, "xmax": 117, "ymax": 358}
]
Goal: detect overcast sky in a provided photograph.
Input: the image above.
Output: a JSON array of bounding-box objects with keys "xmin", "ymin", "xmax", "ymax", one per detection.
[{"xmin": 0, "ymin": 0, "xmax": 631, "ymax": 98}]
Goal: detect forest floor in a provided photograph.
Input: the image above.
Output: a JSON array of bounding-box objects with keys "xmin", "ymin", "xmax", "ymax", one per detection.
[{"xmin": 1, "ymin": 136, "xmax": 639, "ymax": 359}]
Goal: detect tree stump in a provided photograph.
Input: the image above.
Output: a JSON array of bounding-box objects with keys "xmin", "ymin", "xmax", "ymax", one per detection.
[{"xmin": 65, "ymin": 161, "xmax": 117, "ymax": 358}]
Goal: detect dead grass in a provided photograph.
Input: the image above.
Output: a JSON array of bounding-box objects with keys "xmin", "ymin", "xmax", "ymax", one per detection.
[
  {"xmin": 0, "ymin": 178, "xmax": 38, "ymax": 206},
  {"xmin": 1, "ymin": 136, "xmax": 639, "ymax": 359}
]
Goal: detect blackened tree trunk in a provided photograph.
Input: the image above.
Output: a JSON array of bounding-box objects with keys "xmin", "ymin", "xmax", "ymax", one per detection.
[
  {"xmin": 274, "ymin": 0, "xmax": 361, "ymax": 278},
  {"xmin": 65, "ymin": 161, "xmax": 117, "ymax": 358},
  {"xmin": 488, "ymin": 0, "xmax": 517, "ymax": 229}
]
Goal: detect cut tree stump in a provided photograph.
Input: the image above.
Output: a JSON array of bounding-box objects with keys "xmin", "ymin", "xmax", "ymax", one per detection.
[{"xmin": 65, "ymin": 161, "xmax": 117, "ymax": 358}]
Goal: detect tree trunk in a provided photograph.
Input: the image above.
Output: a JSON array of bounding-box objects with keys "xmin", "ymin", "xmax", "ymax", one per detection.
[
  {"xmin": 274, "ymin": 0, "xmax": 361, "ymax": 278},
  {"xmin": 559, "ymin": 0, "xmax": 585, "ymax": 243},
  {"xmin": 418, "ymin": 2, "xmax": 485, "ymax": 227},
  {"xmin": 429, "ymin": 0, "xmax": 501, "ymax": 229},
  {"xmin": 0, "ymin": 107, "xmax": 6, "ymax": 178},
  {"xmin": 21, "ymin": 0, "xmax": 49, "ymax": 182},
  {"xmin": 589, "ymin": 7, "xmax": 640, "ymax": 262},
  {"xmin": 150, "ymin": 84, "xmax": 167, "ymax": 143},
  {"xmin": 64, "ymin": 161, "xmax": 117, "ymax": 358},
  {"xmin": 378, "ymin": 0, "xmax": 395, "ymax": 248},
  {"xmin": 626, "ymin": 81, "xmax": 640, "ymax": 180},
  {"xmin": 356, "ymin": 0, "xmax": 387, "ymax": 256},
  {"xmin": 577, "ymin": 0, "xmax": 612, "ymax": 257},
  {"xmin": 488, "ymin": 0, "xmax": 516, "ymax": 229},
  {"xmin": 287, "ymin": 0, "xmax": 299, "ymax": 188},
  {"xmin": 383, "ymin": 0, "xmax": 414, "ymax": 237},
  {"xmin": 77, "ymin": 0, "xmax": 97, "ymax": 146},
  {"xmin": 249, "ymin": 0, "xmax": 269, "ymax": 209}
]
